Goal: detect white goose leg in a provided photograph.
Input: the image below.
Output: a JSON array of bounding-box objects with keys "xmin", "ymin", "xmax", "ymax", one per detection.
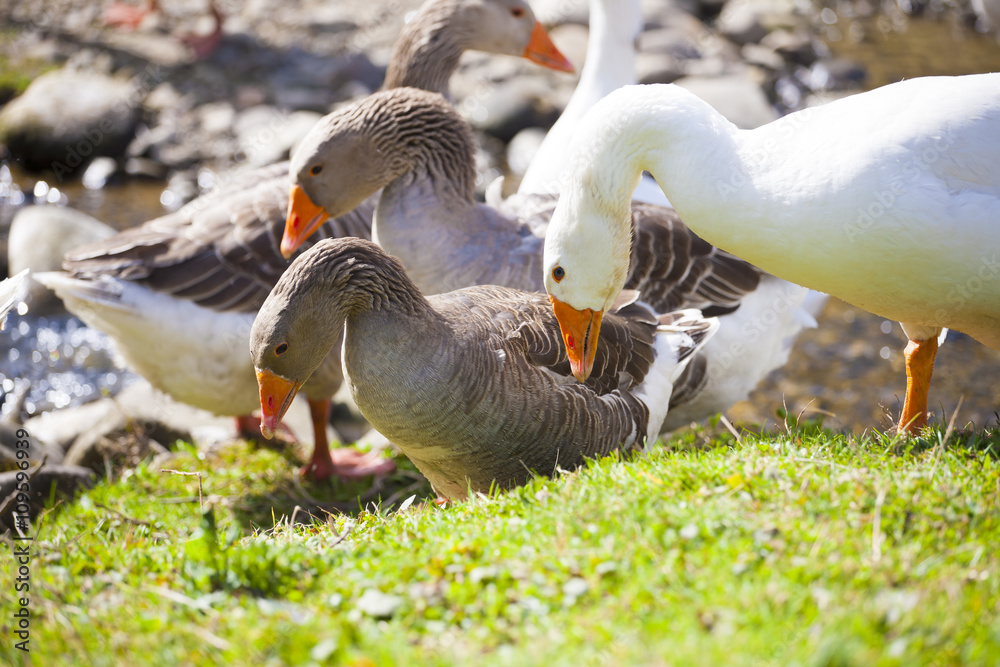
[{"xmin": 898, "ymin": 324, "xmax": 944, "ymax": 434}]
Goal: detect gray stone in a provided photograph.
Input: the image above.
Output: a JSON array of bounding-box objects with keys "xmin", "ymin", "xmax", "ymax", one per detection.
[
  {"xmin": 234, "ymin": 106, "xmax": 323, "ymax": 167},
  {"xmin": 741, "ymin": 43, "xmax": 786, "ymax": 71},
  {"xmin": 356, "ymin": 589, "xmax": 404, "ymax": 618},
  {"xmin": 760, "ymin": 29, "xmax": 821, "ymax": 66},
  {"xmin": 0, "ymin": 69, "xmax": 144, "ymax": 173},
  {"xmin": 716, "ymin": 0, "xmax": 768, "ymax": 45},
  {"xmin": 462, "ymin": 77, "xmax": 560, "ymax": 143},
  {"xmin": 8, "ymin": 205, "xmax": 116, "ymax": 315},
  {"xmin": 80, "ymin": 156, "xmax": 121, "ymax": 190},
  {"xmin": 505, "ymin": 127, "xmax": 548, "ymax": 178},
  {"xmin": 676, "ymin": 74, "xmax": 778, "ymax": 129},
  {"xmin": 63, "ymin": 410, "xmax": 177, "ymax": 473},
  {"xmin": 636, "ymin": 52, "xmax": 685, "ymax": 85}
]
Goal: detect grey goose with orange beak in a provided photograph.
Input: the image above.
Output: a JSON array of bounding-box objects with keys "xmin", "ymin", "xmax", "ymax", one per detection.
[{"xmin": 251, "ymin": 237, "xmax": 716, "ymax": 500}]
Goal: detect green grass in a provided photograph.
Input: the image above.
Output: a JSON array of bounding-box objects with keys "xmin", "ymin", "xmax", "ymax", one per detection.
[{"xmin": 3, "ymin": 423, "xmax": 999, "ymax": 666}]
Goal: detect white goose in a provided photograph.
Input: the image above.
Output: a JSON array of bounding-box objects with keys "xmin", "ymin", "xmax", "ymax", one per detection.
[
  {"xmin": 543, "ymin": 74, "xmax": 1000, "ymax": 433},
  {"xmin": 0, "ymin": 269, "xmax": 29, "ymax": 327},
  {"xmin": 517, "ymin": 0, "xmax": 822, "ymax": 428}
]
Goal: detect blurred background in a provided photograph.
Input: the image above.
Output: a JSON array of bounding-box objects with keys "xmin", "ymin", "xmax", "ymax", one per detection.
[{"xmin": 0, "ymin": 0, "xmax": 998, "ymax": 442}]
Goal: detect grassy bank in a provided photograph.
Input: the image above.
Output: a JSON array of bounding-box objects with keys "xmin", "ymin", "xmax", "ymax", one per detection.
[{"xmin": 2, "ymin": 422, "xmax": 999, "ymax": 665}]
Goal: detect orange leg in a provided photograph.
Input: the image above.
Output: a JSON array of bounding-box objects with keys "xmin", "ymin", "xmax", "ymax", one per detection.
[
  {"xmin": 898, "ymin": 336, "xmax": 939, "ymax": 434},
  {"xmin": 300, "ymin": 399, "xmax": 396, "ymax": 482}
]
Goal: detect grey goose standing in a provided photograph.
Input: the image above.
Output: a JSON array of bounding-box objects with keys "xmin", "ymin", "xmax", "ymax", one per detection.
[{"xmin": 251, "ymin": 238, "xmax": 717, "ymax": 500}]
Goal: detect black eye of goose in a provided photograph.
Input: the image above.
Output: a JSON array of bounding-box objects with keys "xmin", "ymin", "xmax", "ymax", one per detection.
[
  {"xmin": 552, "ymin": 266, "xmax": 565, "ymax": 282},
  {"xmin": 274, "ymin": 343, "xmax": 288, "ymax": 356},
  {"xmin": 511, "ymin": 7, "xmax": 524, "ymax": 17},
  {"xmin": 310, "ymin": 165, "xmax": 323, "ymax": 176}
]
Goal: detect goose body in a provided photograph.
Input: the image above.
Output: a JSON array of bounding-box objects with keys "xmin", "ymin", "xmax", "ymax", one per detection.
[
  {"xmin": 251, "ymin": 238, "xmax": 716, "ymax": 499},
  {"xmin": 542, "ymin": 75, "xmax": 1000, "ymax": 431},
  {"xmin": 0, "ymin": 269, "xmax": 29, "ymax": 326},
  {"xmin": 284, "ymin": 87, "xmax": 816, "ymax": 431},
  {"xmin": 41, "ymin": 0, "xmax": 573, "ymax": 480}
]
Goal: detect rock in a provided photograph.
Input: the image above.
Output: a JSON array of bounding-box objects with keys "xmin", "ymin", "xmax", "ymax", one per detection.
[
  {"xmin": 741, "ymin": 43, "xmax": 787, "ymax": 71},
  {"xmin": 636, "ymin": 53, "xmax": 685, "ymax": 85},
  {"xmin": 0, "ymin": 464, "xmax": 95, "ymax": 531},
  {"xmin": 80, "ymin": 156, "xmax": 121, "ymax": 190},
  {"xmin": 505, "ymin": 127, "xmax": 548, "ymax": 178},
  {"xmin": 234, "ymin": 106, "xmax": 323, "ymax": 167},
  {"xmin": 811, "ymin": 58, "xmax": 867, "ymax": 90},
  {"xmin": 356, "ymin": 589, "xmax": 404, "ymax": 619},
  {"xmin": 640, "ymin": 26, "xmax": 704, "ymax": 60},
  {"xmin": 641, "ymin": 0, "xmax": 702, "ymax": 26},
  {"xmin": 0, "ymin": 69, "xmax": 144, "ymax": 174},
  {"xmin": 23, "ymin": 377, "xmax": 324, "ymax": 470},
  {"xmin": 8, "ymin": 205, "xmax": 116, "ymax": 315},
  {"xmin": 716, "ymin": 0, "xmax": 768, "ymax": 45},
  {"xmin": 760, "ymin": 29, "xmax": 821, "ymax": 66},
  {"xmin": 63, "ymin": 410, "xmax": 178, "ymax": 473},
  {"xmin": 124, "ymin": 157, "xmax": 169, "ymax": 180},
  {"xmin": 462, "ymin": 77, "xmax": 561, "ymax": 143},
  {"xmin": 676, "ymin": 74, "xmax": 779, "ymax": 128}
]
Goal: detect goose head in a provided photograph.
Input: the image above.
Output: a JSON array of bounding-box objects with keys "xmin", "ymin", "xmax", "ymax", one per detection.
[
  {"xmin": 251, "ymin": 244, "xmax": 356, "ymax": 436},
  {"xmin": 283, "ymin": 88, "xmax": 475, "ymax": 257},
  {"xmin": 282, "ymin": 104, "xmax": 392, "ymax": 257},
  {"xmin": 543, "ymin": 188, "xmax": 633, "ymax": 382},
  {"xmin": 452, "ymin": 0, "xmax": 574, "ymax": 72}
]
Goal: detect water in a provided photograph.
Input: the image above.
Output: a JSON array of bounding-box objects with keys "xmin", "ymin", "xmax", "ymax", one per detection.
[{"xmin": 1, "ymin": 309, "xmax": 137, "ymax": 420}]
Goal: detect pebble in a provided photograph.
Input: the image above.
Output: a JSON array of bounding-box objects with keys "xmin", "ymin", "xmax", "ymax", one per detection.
[
  {"xmin": 7, "ymin": 205, "xmax": 117, "ymax": 314},
  {"xmin": 356, "ymin": 589, "xmax": 404, "ymax": 619},
  {"xmin": 0, "ymin": 69, "xmax": 143, "ymax": 173}
]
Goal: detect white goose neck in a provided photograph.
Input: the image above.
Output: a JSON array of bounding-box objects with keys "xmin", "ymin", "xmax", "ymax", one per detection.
[{"xmin": 572, "ymin": 84, "xmax": 759, "ymax": 245}]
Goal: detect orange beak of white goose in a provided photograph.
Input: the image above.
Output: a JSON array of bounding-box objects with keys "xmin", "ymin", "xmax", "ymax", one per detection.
[
  {"xmin": 282, "ymin": 184, "xmax": 330, "ymax": 259},
  {"xmin": 549, "ymin": 295, "xmax": 603, "ymax": 383},
  {"xmin": 523, "ymin": 22, "xmax": 574, "ymax": 74},
  {"xmin": 256, "ymin": 368, "xmax": 302, "ymax": 439}
]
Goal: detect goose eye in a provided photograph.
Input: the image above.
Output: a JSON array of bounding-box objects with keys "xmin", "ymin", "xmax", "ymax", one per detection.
[
  {"xmin": 274, "ymin": 343, "xmax": 288, "ymax": 356},
  {"xmin": 310, "ymin": 165, "xmax": 323, "ymax": 176},
  {"xmin": 552, "ymin": 266, "xmax": 565, "ymax": 282},
  {"xmin": 511, "ymin": 7, "xmax": 524, "ymax": 17}
]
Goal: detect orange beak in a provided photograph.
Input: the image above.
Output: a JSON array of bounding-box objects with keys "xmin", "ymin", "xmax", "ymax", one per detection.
[
  {"xmin": 282, "ymin": 184, "xmax": 330, "ymax": 259},
  {"xmin": 523, "ymin": 22, "xmax": 574, "ymax": 74},
  {"xmin": 256, "ymin": 368, "xmax": 302, "ymax": 439},
  {"xmin": 549, "ymin": 295, "xmax": 603, "ymax": 383}
]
